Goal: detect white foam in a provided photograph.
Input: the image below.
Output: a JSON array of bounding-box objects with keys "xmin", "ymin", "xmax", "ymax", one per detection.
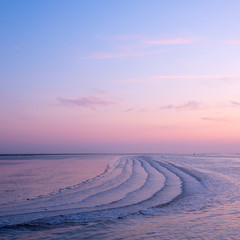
[{"xmin": 0, "ymin": 155, "xmax": 207, "ymax": 227}]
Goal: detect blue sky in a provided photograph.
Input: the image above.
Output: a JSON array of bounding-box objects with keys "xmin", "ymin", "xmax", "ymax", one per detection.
[{"xmin": 1, "ymin": 0, "xmax": 240, "ymax": 153}]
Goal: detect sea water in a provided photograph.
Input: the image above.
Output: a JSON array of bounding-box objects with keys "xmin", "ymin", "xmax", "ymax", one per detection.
[{"xmin": 1, "ymin": 153, "xmax": 240, "ymax": 239}]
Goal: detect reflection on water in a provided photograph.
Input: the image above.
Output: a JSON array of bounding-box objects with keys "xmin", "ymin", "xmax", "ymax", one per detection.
[{"xmin": 0, "ymin": 154, "xmax": 115, "ymax": 204}]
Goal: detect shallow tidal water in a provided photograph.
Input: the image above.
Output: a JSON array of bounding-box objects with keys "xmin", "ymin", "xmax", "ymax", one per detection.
[{"xmin": 1, "ymin": 153, "xmax": 240, "ymax": 239}]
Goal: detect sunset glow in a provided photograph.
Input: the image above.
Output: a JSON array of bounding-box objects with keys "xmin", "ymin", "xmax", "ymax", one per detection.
[{"xmin": 1, "ymin": 1, "xmax": 240, "ymax": 153}]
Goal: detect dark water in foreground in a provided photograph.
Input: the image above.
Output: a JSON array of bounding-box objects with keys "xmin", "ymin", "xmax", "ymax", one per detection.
[{"xmin": 1, "ymin": 153, "xmax": 240, "ymax": 239}]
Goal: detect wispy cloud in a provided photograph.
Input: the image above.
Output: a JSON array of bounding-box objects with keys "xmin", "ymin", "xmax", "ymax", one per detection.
[
  {"xmin": 97, "ymin": 34, "xmax": 200, "ymax": 45},
  {"xmin": 230, "ymin": 101, "xmax": 240, "ymax": 107},
  {"xmin": 226, "ymin": 39, "xmax": 240, "ymax": 45},
  {"xmin": 152, "ymin": 75, "xmax": 239, "ymax": 80},
  {"xmin": 57, "ymin": 93, "xmax": 117, "ymax": 109},
  {"xmin": 201, "ymin": 117, "xmax": 230, "ymax": 122},
  {"xmin": 160, "ymin": 101, "xmax": 204, "ymax": 111},
  {"xmin": 83, "ymin": 35, "xmax": 201, "ymax": 60},
  {"xmin": 146, "ymin": 37, "xmax": 199, "ymax": 45},
  {"xmin": 121, "ymin": 75, "xmax": 240, "ymax": 83},
  {"xmin": 124, "ymin": 108, "xmax": 134, "ymax": 112},
  {"xmin": 123, "ymin": 107, "xmax": 147, "ymax": 112},
  {"xmin": 96, "ymin": 34, "xmax": 143, "ymax": 42},
  {"xmin": 85, "ymin": 50, "xmax": 162, "ymax": 59}
]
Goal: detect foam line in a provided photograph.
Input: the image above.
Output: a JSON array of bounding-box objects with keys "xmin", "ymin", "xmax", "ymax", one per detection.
[{"xmin": 0, "ymin": 155, "xmax": 206, "ymax": 227}]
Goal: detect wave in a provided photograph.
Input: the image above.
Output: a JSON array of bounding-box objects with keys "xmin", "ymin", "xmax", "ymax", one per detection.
[{"xmin": 0, "ymin": 155, "xmax": 205, "ymax": 227}]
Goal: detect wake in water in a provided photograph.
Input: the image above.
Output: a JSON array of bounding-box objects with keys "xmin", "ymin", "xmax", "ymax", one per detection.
[{"xmin": 0, "ymin": 155, "xmax": 205, "ymax": 227}]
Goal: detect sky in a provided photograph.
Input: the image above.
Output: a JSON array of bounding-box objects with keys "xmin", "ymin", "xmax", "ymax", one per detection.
[{"xmin": 1, "ymin": 0, "xmax": 240, "ymax": 154}]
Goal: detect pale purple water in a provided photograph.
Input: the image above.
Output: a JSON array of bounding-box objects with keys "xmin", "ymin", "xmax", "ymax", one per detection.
[
  {"xmin": 1, "ymin": 153, "xmax": 240, "ymax": 239},
  {"xmin": 0, "ymin": 154, "xmax": 113, "ymax": 205}
]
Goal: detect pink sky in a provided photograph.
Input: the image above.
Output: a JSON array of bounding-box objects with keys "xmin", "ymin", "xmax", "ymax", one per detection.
[{"xmin": 1, "ymin": 1, "xmax": 240, "ymax": 153}]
